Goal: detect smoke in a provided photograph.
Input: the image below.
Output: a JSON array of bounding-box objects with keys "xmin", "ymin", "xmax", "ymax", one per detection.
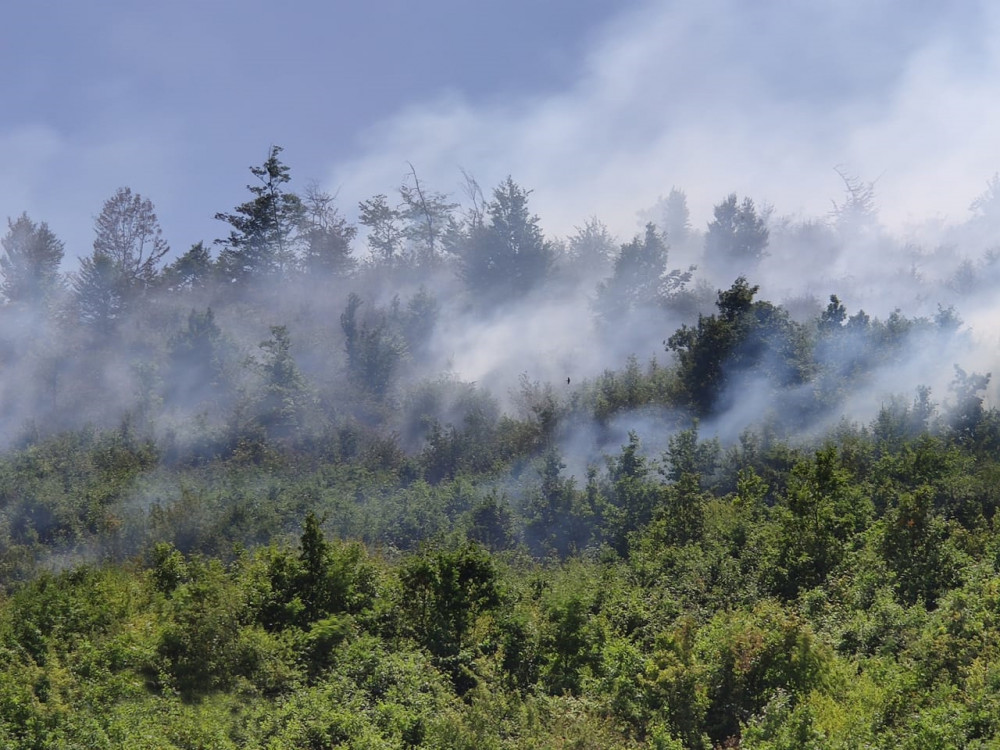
[
  {"xmin": 5, "ymin": 0, "xmax": 1000, "ymax": 570},
  {"xmin": 327, "ymin": 0, "xmax": 1000, "ymax": 241}
]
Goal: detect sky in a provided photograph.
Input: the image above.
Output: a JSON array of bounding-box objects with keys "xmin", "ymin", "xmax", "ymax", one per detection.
[{"xmin": 3, "ymin": 0, "xmax": 999, "ymax": 261}]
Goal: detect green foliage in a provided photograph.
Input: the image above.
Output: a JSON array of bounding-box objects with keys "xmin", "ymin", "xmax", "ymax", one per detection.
[
  {"xmin": 92, "ymin": 186, "xmax": 170, "ymax": 291},
  {"xmin": 460, "ymin": 177, "xmax": 554, "ymax": 305},
  {"xmin": 398, "ymin": 542, "xmax": 501, "ymax": 693},
  {"xmin": 215, "ymin": 145, "xmax": 305, "ymax": 281},
  {"xmin": 300, "ymin": 184, "xmax": 357, "ymax": 277},
  {"xmin": 523, "ymin": 452, "xmax": 592, "ymax": 558},
  {"xmin": 160, "ymin": 241, "xmax": 214, "ymax": 292},
  {"xmin": 667, "ymin": 277, "xmax": 809, "ymax": 416},
  {"xmin": 0, "ymin": 213, "xmax": 64, "ymax": 305},
  {"xmin": 73, "ymin": 251, "xmax": 125, "ymax": 333},
  {"xmin": 596, "ymin": 224, "xmax": 680, "ymax": 319},
  {"xmin": 341, "ymin": 292, "xmax": 408, "ymax": 398},
  {"xmin": 254, "ymin": 325, "xmax": 311, "ymax": 441},
  {"xmin": 4, "ymin": 154, "xmax": 1000, "ymax": 746},
  {"xmin": 359, "ymin": 192, "xmax": 405, "ymax": 265},
  {"xmin": 704, "ymin": 193, "xmax": 770, "ymax": 272}
]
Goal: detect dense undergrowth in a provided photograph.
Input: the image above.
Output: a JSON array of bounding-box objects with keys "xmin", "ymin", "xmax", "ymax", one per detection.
[{"xmin": 3, "ymin": 356, "xmax": 1000, "ymax": 747}]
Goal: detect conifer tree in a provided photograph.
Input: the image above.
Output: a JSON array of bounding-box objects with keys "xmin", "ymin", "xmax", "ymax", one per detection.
[
  {"xmin": 215, "ymin": 146, "xmax": 304, "ymax": 282},
  {"xmin": 0, "ymin": 213, "xmax": 64, "ymax": 304}
]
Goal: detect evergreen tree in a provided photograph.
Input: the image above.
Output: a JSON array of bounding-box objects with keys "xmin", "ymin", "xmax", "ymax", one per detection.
[
  {"xmin": 160, "ymin": 242, "xmax": 214, "ymax": 293},
  {"xmin": 165, "ymin": 308, "xmax": 232, "ymax": 410},
  {"xmin": 0, "ymin": 213, "xmax": 64, "ymax": 305},
  {"xmin": 704, "ymin": 193, "xmax": 769, "ymax": 274},
  {"xmin": 460, "ymin": 177, "xmax": 553, "ymax": 305},
  {"xmin": 72, "ymin": 252, "xmax": 124, "ymax": 333},
  {"xmin": 661, "ymin": 187, "xmax": 692, "ymax": 245},
  {"xmin": 215, "ymin": 146, "xmax": 304, "ymax": 282},
  {"xmin": 255, "ymin": 325, "xmax": 310, "ymax": 440},
  {"xmin": 667, "ymin": 277, "xmax": 807, "ymax": 415},
  {"xmin": 340, "ymin": 293, "xmax": 407, "ymax": 398},
  {"xmin": 596, "ymin": 224, "xmax": 672, "ymax": 318}
]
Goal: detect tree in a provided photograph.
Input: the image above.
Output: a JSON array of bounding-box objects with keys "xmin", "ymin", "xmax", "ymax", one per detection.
[
  {"xmin": 638, "ymin": 187, "xmax": 692, "ymax": 246},
  {"xmin": 704, "ymin": 193, "xmax": 769, "ymax": 274},
  {"xmin": 160, "ymin": 242, "xmax": 213, "ymax": 292},
  {"xmin": 165, "ymin": 308, "xmax": 232, "ymax": 410},
  {"xmin": 399, "ymin": 543, "xmax": 500, "ymax": 679},
  {"xmin": 460, "ymin": 176, "xmax": 553, "ymax": 304},
  {"xmin": 830, "ymin": 167, "xmax": 878, "ymax": 238},
  {"xmin": 72, "ymin": 252, "xmax": 124, "ymax": 333},
  {"xmin": 255, "ymin": 325, "xmax": 310, "ymax": 440},
  {"xmin": 567, "ymin": 217, "xmax": 616, "ymax": 278},
  {"xmin": 340, "ymin": 293, "xmax": 407, "ymax": 398},
  {"xmin": 215, "ymin": 146, "xmax": 304, "ymax": 281},
  {"xmin": 92, "ymin": 187, "xmax": 169, "ymax": 291},
  {"xmin": 399, "ymin": 163, "xmax": 457, "ymax": 267},
  {"xmin": 948, "ymin": 365, "xmax": 991, "ymax": 443},
  {"xmin": 661, "ymin": 187, "xmax": 692, "ymax": 245},
  {"xmin": 358, "ymin": 193, "xmax": 404, "ymax": 265},
  {"xmin": 596, "ymin": 223, "xmax": 691, "ymax": 319},
  {"xmin": 667, "ymin": 278, "xmax": 807, "ymax": 415},
  {"xmin": 0, "ymin": 213, "xmax": 64, "ymax": 304},
  {"xmin": 524, "ymin": 449, "xmax": 598, "ymax": 557},
  {"xmin": 300, "ymin": 184, "xmax": 356, "ymax": 277}
]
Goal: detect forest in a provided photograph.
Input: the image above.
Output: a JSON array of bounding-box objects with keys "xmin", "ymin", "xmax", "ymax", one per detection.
[{"xmin": 2, "ymin": 147, "xmax": 1000, "ymax": 747}]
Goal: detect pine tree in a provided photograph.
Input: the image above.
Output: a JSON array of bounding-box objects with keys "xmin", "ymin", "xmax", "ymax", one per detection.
[
  {"xmin": 704, "ymin": 193, "xmax": 769, "ymax": 274},
  {"xmin": 461, "ymin": 177, "xmax": 553, "ymax": 305},
  {"xmin": 161, "ymin": 242, "xmax": 213, "ymax": 292},
  {"xmin": 0, "ymin": 213, "xmax": 64, "ymax": 304},
  {"xmin": 215, "ymin": 146, "xmax": 304, "ymax": 282},
  {"xmin": 73, "ymin": 252, "xmax": 124, "ymax": 333},
  {"xmin": 255, "ymin": 325, "xmax": 310, "ymax": 440}
]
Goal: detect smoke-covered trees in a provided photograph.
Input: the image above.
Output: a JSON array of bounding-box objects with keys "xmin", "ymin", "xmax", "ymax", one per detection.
[
  {"xmin": 0, "ymin": 213, "xmax": 64, "ymax": 305},
  {"xmin": 830, "ymin": 168, "xmax": 879, "ymax": 238},
  {"xmin": 160, "ymin": 242, "xmax": 214, "ymax": 292},
  {"xmin": 595, "ymin": 223, "xmax": 692, "ymax": 319},
  {"xmin": 703, "ymin": 193, "xmax": 769, "ymax": 274},
  {"xmin": 165, "ymin": 308, "xmax": 233, "ymax": 411},
  {"xmin": 460, "ymin": 177, "xmax": 553, "ymax": 304},
  {"xmin": 92, "ymin": 187, "xmax": 170, "ymax": 292},
  {"xmin": 255, "ymin": 325, "xmax": 310, "ymax": 441},
  {"xmin": 71, "ymin": 187, "xmax": 168, "ymax": 329},
  {"xmin": 7, "ymin": 146, "xmax": 1000, "ymax": 747},
  {"xmin": 667, "ymin": 277, "xmax": 807, "ymax": 415},
  {"xmin": 72, "ymin": 252, "xmax": 125, "ymax": 333},
  {"xmin": 566, "ymin": 217, "xmax": 616, "ymax": 278},
  {"xmin": 399, "ymin": 164, "xmax": 458, "ymax": 267},
  {"xmin": 340, "ymin": 293, "xmax": 407, "ymax": 398},
  {"xmin": 215, "ymin": 146, "xmax": 304, "ymax": 282},
  {"xmin": 358, "ymin": 194, "xmax": 404, "ymax": 265},
  {"xmin": 639, "ymin": 187, "xmax": 692, "ymax": 246},
  {"xmin": 358, "ymin": 170, "xmax": 457, "ymax": 269},
  {"xmin": 300, "ymin": 185, "xmax": 356, "ymax": 277}
]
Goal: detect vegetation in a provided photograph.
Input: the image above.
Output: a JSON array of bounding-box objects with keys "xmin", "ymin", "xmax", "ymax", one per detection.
[{"xmin": 1, "ymin": 148, "xmax": 1000, "ymax": 747}]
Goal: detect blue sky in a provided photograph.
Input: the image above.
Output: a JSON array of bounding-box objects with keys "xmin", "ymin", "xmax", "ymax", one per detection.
[{"xmin": 3, "ymin": 0, "xmax": 998, "ymax": 260}]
